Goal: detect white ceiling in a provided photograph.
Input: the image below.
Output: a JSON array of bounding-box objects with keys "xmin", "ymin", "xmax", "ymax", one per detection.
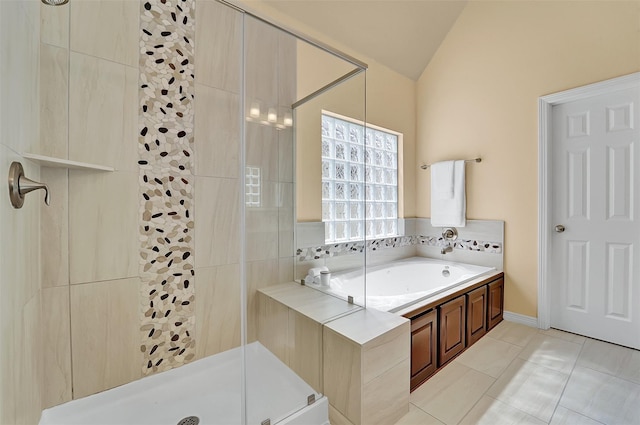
[{"xmin": 262, "ymin": 0, "xmax": 469, "ymax": 81}]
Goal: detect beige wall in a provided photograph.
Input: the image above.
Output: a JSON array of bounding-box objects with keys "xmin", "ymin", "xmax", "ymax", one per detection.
[
  {"xmin": 238, "ymin": 0, "xmax": 417, "ymax": 222},
  {"xmin": 416, "ymin": 0, "xmax": 640, "ymax": 317},
  {"xmin": 39, "ymin": 0, "xmax": 142, "ymax": 405},
  {"xmin": 0, "ymin": 1, "xmax": 43, "ymax": 422}
]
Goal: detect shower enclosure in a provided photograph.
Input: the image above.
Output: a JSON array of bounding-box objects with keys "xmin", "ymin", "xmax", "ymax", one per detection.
[{"xmin": 0, "ymin": 0, "xmax": 367, "ymax": 423}]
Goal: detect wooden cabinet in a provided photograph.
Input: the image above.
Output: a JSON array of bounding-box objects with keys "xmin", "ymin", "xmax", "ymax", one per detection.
[
  {"xmin": 410, "ymin": 309, "xmax": 437, "ymax": 390},
  {"xmin": 406, "ymin": 273, "xmax": 504, "ymax": 392},
  {"xmin": 487, "ymin": 277, "xmax": 504, "ymax": 330},
  {"xmin": 466, "ymin": 286, "xmax": 487, "ymax": 347},
  {"xmin": 438, "ymin": 295, "xmax": 466, "ymax": 365}
]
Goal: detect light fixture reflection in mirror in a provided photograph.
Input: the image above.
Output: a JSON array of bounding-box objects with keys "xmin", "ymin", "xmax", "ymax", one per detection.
[
  {"xmin": 249, "ymin": 101, "xmax": 261, "ymax": 118},
  {"xmin": 283, "ymin": 112, "xmax": 293, "ymax": 127},
  {"xmin": 267, "ymin": 108, "xmax": 277, "ymax": 123},
  {"xmin": 245, "ymin": 100, "xmax": 293, "ymax": 130}
]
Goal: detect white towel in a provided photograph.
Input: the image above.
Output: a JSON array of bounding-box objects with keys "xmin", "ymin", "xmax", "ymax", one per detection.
[
  {"xmin": 431, "ymin": 160, "xmax": 466, "ymax": 227},
  {"xmin": 430, "ymin": 160, "xmax": 455, "ymax": 199}
]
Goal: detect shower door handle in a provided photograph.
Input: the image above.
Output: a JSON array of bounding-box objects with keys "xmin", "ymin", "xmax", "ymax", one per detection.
[{"xmin": 8, "ymin": 161, "xmax": 50, "ymax": 209}]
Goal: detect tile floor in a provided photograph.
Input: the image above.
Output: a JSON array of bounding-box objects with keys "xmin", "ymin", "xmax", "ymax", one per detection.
[{"xmin": 394, "ymin": 320, "xmax": 640, "ymax": 425}]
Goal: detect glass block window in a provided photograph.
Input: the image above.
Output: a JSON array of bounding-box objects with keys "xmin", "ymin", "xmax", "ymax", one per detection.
[
  {"xmin": 246, "ymin": 166, "xmax": 261, "ymax": 207},
  {"xmin": 322, "ymin": 113, "xmax": 399, "ymax": 242}
]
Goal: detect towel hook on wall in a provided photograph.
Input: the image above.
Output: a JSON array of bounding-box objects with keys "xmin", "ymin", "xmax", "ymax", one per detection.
[{"xmin": 420, "ymin": 157, "xmax": 481, "ymax": 170}]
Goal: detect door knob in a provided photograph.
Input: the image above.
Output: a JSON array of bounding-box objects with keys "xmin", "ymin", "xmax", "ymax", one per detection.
[{"xmin": 555, "ymin": 224, "xmax": 565, "ymax": 233}]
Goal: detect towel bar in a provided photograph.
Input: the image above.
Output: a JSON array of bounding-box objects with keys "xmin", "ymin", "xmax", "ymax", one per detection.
[{"xmin": 420, "ymin": 157, "xmax": 481, "ymax": 170}]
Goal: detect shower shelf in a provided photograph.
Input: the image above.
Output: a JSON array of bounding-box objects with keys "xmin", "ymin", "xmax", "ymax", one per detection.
[{"xmin": 21, "ymin": 153, "xmax": 114, "ymax": 171}]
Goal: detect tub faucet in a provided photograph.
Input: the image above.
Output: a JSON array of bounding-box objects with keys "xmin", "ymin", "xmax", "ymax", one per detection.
[{"xmin": 441, "ymin": 245, "xmax": 453, "ymax": 255}]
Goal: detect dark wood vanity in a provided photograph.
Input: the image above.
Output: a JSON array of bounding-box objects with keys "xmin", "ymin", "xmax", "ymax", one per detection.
[{"xmin": 404, "ymin": 272, "xmax": 504, "ymax": 391}]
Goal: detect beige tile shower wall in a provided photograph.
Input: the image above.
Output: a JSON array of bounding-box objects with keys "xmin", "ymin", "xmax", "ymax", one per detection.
[
  {"xmin": 193, "ymin": 84, "xmax": 240, "ymax": 179},
  {"xmin": 0, "ymin": 147, "xmax": 42, "ymax": 424},
  {"xmin": 194, "ymin": 2, "xmax": 297, "ymax": 351},
  {"xmin": 36, "ymin": 0, "xmax": 298, "ymax": 410},
  {"xmin": 70, "ymin": 278, "xmax": 142, "ymax": 398},
  {"xmin": 40, "ymin": 0, "xmax": 71, "ymax": 412},
  {"xmin": 0, "ymin": 1, "xmax": 42, "ymax": 423},
  {"xmin": 39, "ymin": 0, "xmax": 143, "ymax": 402},
  {"xmin": 195, "ymin": 264, "xmax": 241, "ymax": 358},
  {"xmin": 41, "ymin": 286, "xmax": 72, "ymax": 409},
  {"xmin": 244, "ymin": 17, "xmax": 297, "ymax": 342},
  {"xmin": 193, "ymin": 0, "xmax": 243, "ymax": 361},
  {"xmin": 68, "ymin": 51, "xmax": 138, "ymax": 171},
  {"xmin": 69, "ymin": 0, "xmax": 138, "ymax": 68},
  {"xmin": 68, "ymin": 170, "xmax": 139, "ymax": 284},
  {"xmin": 39, "ymin": 43, "xmax": 68, "ymax": 159}
]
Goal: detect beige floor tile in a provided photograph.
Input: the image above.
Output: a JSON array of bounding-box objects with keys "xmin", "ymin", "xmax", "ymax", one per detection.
[
  {"xmin": 517, "ymin": 333, "xmax": 582, "ymax": 374},
  {"xmin": 577, "ymin": 338, "xmax": 623, "ymax": 375},
  {"xmin": 539, "ymin": 328, "xmax": 587, "ymax": 345},
  {"xmin": 577, "ymin": 338, "xmax": 640, "ymax": 384},
  {"xmin": 455, "ymin": 335, "xmax": 522, "ymax": 378},
  {"xmin": 489, "ymin": 320, "xmax": 539, "ymax": 347},
  {"xmin": 559, "ymin": 366, "xmax": 640, "ymax": 424},
  {"xmin": 411, "ymin": 362, "xmax": 494, "ymax": 425},
  {"xmin": 618, "ymin": 348, "xmax": 640, "ymax": 385},
  {"xmin": 394, "ymin": 404, "xmax": 444, "ymax": 425},
  {"xmin": 410, "ymin": 361, "xmax": 469, "ymax": 403},
  {"xmin": 550, "ymin": 406, "xmax": 604, "ymax": 425},
  {"xmin": 459, "ymin": 395, "xmax": 546, "ymax": 425},
  {"xmin": 455, "ymin": 336, "xmax": 522, "ymax": 378},
  {"xmin": 487, "ymin": 358, "xmax": 569, "ymax": 423}
]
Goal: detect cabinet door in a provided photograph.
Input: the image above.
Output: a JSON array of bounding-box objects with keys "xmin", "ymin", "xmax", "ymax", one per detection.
[
  {"xmin": 410, "ymin": 309, "xmax": 437, "ymax": 391},
  {"xmin": 439, "ymin": 295, "xmax": 466, "ymax": 366},
  {"xmin": 487, "ymin": 277, "xmax": 504, "ymax": 330},
  {"xmin": 466, "ymin": 285, "xmax": 487, "ymax": 346}
]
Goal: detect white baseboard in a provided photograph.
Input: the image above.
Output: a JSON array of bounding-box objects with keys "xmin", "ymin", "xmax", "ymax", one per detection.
[{"xmin": 503, "ymin": 311, "xmax": 538, "ymax": 328}]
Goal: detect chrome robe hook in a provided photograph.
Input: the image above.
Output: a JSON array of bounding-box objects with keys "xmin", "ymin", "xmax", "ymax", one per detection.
[{"xmin": 8, "ymin": 162, "xmax": 50, "ymax": 209}]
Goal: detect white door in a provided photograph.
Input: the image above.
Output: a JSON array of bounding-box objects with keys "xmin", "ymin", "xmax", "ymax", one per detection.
[{"xmin": 550, "ymin": 84, "xmax": 640, "ymax": 349}]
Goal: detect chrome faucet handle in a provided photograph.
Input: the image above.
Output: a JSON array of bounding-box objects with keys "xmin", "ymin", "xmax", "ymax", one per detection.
[
  {"xmin": 8, "ymin": 162, "xmax": 50, "ymax": 208},
  {"xmin": 442, "ymin": 227, "xmax": 458, "ymax": 241},
  {"xmin": 19, "ymin": 175, "xmax": 50, "ymax": 205}
]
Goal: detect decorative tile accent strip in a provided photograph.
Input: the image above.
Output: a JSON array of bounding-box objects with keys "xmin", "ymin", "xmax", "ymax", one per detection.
[
  {"xmin": 416, "ymin": 236, "xmax": 502, "ymax": 253},
  {"xmin": 297, "ymin": 236, "xmax": 415, "ymax": 261},
  {"xmin": 139, "ymin": 0, "xmax": 196, "ymax": 375},
  {"xmin": 297, "ymin": 235, "xmax": 502, "ymax": 261}
]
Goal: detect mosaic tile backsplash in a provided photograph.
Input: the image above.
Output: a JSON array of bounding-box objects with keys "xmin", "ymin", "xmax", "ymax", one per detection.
[
  {"xmin": 138, "ymin": 0, "xmax": 196, "ymax": 375},
  {"xmin": 296, "ymin": 235, "xmax": 502, "ymax": 261}
]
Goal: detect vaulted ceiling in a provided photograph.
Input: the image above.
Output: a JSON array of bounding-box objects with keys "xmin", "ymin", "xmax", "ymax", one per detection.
[{"xmin": 262, "ymin": 0, "xmax": 469, "ymax": 80}]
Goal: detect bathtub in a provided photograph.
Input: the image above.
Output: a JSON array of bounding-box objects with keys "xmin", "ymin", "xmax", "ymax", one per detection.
[
  {"xmin": 317, "ymin": 257, "xmax": 494, "ymax": 313},
  {"xmin": 39, "ymin": 342, "xmax": 328, "ymax": 425}
]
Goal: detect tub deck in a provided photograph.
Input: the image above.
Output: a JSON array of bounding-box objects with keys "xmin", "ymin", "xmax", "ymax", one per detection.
[{"xmin": 311, "ymin": 257, "xmax": 496, "ymax": 313}]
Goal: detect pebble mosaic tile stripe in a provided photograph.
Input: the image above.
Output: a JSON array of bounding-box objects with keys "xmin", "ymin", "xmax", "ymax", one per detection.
[
  {"xmin": 297, "ymin": 235, "xmax": 502, "ymax": 261},
  {"xmin": 139, "ymin": 0, "xmax": 196, "ymax": 375}
]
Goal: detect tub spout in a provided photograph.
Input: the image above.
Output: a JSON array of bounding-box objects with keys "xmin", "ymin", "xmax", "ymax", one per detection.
[{"xmin": 441, "ymin": 245, "xmax": 453, "ymax": 255}]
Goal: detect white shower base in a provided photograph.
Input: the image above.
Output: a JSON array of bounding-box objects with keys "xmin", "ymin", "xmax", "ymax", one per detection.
[{"xmin": 39, "ymin": 342, "xmax": 328, "ymax": 425}]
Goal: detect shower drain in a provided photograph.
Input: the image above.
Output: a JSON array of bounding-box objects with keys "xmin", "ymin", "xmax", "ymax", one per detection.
[{"xmin": 177, "ymin": 416, "xmax": 200, "ymax": 425}]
